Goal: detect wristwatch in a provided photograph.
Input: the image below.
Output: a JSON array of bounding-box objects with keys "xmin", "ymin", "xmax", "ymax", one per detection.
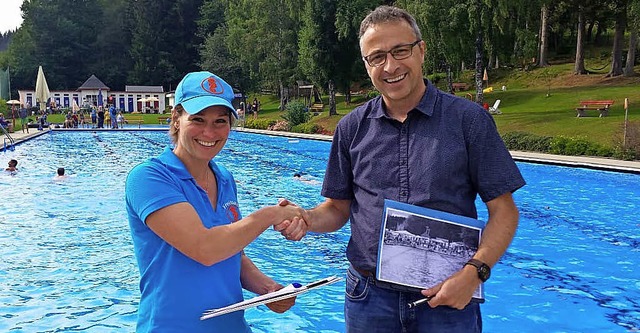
[{"xmin": 465, "ymin": 259, "xmax": 491, "ymax": 282}]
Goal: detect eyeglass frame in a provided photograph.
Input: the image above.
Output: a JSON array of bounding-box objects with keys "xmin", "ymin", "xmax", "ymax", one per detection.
[{"xmin": 362, "ymin": 40, "xmax": 422, "ymax": 67}]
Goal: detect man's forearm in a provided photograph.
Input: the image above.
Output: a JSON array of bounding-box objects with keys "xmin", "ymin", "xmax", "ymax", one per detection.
[
  {"xmin": 474, "ymin": 193, "xmax": 519, "ymax": 267},
  {"xmin": 307, "ymin": 199, "xmax": 351, "ymax": 233}
]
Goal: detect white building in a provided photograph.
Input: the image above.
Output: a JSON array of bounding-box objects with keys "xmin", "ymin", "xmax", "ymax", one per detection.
[{"xmin": 18, "ymin": 75, "xmax": 167, "ymax": 113}]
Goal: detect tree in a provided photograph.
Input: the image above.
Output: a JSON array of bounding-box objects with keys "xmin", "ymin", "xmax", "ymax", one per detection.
[
  {"xmin": 129, "ymin": 0, "xmax": 204, "ymax": 88},
  {"xmin": 624, "ymin": 0, "xmax": 640, "ymax": 76},
  {"xmin": 226, "ymin": 0, "xmax": 302, "ymax": 110},
  {"xmin": 404, "ymin": 0, "xmax": 474, "ymax": 92},
  {"xmin": 607, "ymin": 0, "xmax": 626, "ymax": 77},
  {"xmin": 91, "ymin": 0, "xmax": 133, "ymax": 91},
  {"xmin": 538, "ymin": 3, "xmax": 550, "ymax": 67},
  {"xmin": 472, "ymin": 0, "xmax": 486, "ymax": 104},
  {"xmin": 200, "ymin": 25, "xmax": 253, "ymax": 94},
  {"xmin": 574, "ymin": 4, "xmax": 588, "ymax": 74},
  {"xmin": 299, "ymin": 0, "xmax": 372, "ymax": 116},
  {"xmin": 334, "ymin": 0, "xmax": 373, "ymax": 105}
]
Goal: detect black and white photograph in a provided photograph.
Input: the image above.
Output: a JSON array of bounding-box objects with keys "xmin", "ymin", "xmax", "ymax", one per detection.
[{"xmin": 376, "ymin": 200, "xmax": 485, "ymax": 300}]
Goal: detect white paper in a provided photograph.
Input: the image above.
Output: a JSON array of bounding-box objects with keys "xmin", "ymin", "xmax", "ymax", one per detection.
[{"xmin": 200, "ymin": 276, "xmax": 341, "ymax": 320}]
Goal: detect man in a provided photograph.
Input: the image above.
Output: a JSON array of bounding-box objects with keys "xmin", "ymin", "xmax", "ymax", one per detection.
[
  {"xmin": 18, "ymin": 107, "xmax": 28, "ymax": 133},
  {"xmin": 109, "ymin": 104, "xmax": 118, "ymax": 129},
  {"xmin": 5, "ymin": 159, "xmax": 18, "ymax": 173},
  {"xmin": 97, "ymin": 106, "xmax": 105, "ymax": 129},
  {"xmin": 53, "ymin": 167, "xmax": 69, "ymax": 180},
  {"xmin": 278, "ymin": 5, "xmax": 525, "ymax": 333}
]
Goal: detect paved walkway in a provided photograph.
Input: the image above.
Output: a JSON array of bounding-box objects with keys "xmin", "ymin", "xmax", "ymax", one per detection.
[
  {"xmin": 2, "ymin": 128, "xmax": 50, "ymax": 147},
  {"xmin": 3, "ymin": 127, "xmax": 640, "ymax": 174}
]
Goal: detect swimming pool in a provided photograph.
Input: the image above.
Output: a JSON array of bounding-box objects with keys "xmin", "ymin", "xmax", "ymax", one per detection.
[{"xmin": 0, "ymin": 130, "xmax": 638, "ymax": 332}]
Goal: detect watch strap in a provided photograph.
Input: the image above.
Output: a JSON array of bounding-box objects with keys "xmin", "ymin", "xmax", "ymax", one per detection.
[{"xmin": 465, "ymin": 258, "xmax": 491, "ymax": 282}]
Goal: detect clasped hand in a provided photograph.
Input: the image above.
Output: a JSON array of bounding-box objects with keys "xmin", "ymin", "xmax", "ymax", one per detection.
[{"xmin": 274, "ymin": 198, "xmax": 309, "ymax": 241}]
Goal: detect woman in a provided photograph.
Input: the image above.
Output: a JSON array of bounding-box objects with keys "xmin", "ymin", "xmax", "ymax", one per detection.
[{"xmin": 126, "ymin": 71, "xmax": 306, "ymax": 332}]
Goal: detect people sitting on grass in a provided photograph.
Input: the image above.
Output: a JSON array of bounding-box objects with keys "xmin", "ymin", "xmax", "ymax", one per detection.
[
  {"xmin": 64, "ymin": 112, "xmax": 74, "ymax": 128},
  {"xmin": 79, "ymin": 111, "xmax": 86, "ymax": 128},
  {"xmin": 0, "ymin": 114, "xmax": 12, "ymax": 132},
  {"xmin": 37, "ymin": 112, "xmax": 48, "ymax": 131}
]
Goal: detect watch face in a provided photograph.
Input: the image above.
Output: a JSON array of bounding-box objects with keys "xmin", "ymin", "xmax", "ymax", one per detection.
[{"xmin": 479, "ymin": 265, "xmax": 491, "ymax": 281}]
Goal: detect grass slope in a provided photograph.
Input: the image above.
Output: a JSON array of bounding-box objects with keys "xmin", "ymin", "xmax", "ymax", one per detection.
[{"xmin": 254, "ymin": 63, "xmax": 640, "ymax": 148}]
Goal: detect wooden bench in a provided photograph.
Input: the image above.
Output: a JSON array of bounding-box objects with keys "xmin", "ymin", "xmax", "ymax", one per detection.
[
  {"xmin": 125, "ymin": 115, "xmax": 144, "ymax": 128},
  {"xmin": 575, "ymin": 100, "xmax": 614, "ymax": 117},
  {"xmin": 309, "ymin": 103, "xmax": 324, "ymax": 116},
  {"xmin": 452, "ymin": 82, "xmax": 470, "ymax": 92},
  {"xmin": 158, "ymin": 116, "xmax": 170, "ymax": 124}
]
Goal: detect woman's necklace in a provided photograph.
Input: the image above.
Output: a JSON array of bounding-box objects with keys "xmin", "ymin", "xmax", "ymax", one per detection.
[{"xmin": 200, "ymin": 169, "xmax": 211, "ymax": 194}]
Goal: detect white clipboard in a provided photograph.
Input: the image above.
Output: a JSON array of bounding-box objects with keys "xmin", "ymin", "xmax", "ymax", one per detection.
[{"xmin": 200, "ymin": 276, "xmax": 341, "ymax": 320}]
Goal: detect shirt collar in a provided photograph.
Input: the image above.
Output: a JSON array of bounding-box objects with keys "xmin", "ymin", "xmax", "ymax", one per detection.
[{"xmin": 370, "ymin": 79, "xmax": 438, "ymax": 119}]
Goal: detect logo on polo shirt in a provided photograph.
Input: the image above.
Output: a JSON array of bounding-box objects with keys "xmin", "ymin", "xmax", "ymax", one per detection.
[
  {"xmin": 223, "ymin": 201, "xmax": 240, "ymax": 222},
  {"xmin": 201, "ymin": 76, "xmax": 224, "ymax": 95}
]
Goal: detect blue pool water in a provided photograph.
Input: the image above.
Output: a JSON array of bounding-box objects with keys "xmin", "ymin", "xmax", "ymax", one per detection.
[{"xmin": 0, "ymin": 130, "xmax": 638, "ymax": 332}]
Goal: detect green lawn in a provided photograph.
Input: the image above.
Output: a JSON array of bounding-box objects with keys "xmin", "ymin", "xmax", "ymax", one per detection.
[{"xmin": 251, "ymin": 78, "xmax": 639, "ymax": 148}]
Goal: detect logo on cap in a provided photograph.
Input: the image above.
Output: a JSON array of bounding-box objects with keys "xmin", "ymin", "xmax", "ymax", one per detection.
[{"xmin": 201, "ymin": 76, "xmax": 224, "ymax": 95}]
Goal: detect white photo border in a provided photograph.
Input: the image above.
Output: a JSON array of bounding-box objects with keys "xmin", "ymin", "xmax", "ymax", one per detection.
[{"xmin": 376, "ymin": 199, "xmax": 485, "ymax": 301}]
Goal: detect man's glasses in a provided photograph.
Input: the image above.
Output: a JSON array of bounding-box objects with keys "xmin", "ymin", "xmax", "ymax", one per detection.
[{"xmin": 362, "ymin": 40, "xmax": 422, "ymax": 67}]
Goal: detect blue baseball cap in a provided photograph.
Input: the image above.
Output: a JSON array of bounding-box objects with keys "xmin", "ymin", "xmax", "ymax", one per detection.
[{"xmin": 174, "ymin": 71, "xmax": 238, "ymax": 118}]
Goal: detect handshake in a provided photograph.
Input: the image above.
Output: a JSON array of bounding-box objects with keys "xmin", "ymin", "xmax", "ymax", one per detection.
[{"xmin": 272, "ymin": 198, "xmax": 309, "ymax": 241}]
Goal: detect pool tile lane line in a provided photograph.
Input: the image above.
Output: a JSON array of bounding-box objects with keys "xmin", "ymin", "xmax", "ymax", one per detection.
[{"xmin": 5, "ymin": 127, "xmax": 640, "ymax": 174}]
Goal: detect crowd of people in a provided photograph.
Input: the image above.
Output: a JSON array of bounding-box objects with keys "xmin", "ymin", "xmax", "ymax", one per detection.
[
  {"xmin": 0, "ymin": 103, "xmax": 131, "ymax": 131},
  {"xmin": 60, "ymin": 105, "xmax": 126, "ymax": 129}
]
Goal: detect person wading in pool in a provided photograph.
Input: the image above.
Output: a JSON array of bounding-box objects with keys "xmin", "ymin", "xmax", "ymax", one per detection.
[
  {"xmin": 126, "ymin": 71, "xmax": 307, "ymax": 332},
  {"xmin": 277, "ymin": 5, "xmax": 525, "ymax": 333}
]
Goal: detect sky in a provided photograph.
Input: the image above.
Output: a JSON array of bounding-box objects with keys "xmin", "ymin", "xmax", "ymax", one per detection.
[{"xmin": 1, "ymin": 0, "xmax": 24, "ymax": 34}]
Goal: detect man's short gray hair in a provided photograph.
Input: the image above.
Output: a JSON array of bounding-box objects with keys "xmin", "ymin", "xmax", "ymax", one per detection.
[{"xmin": 358, "ymin": 5, "xmax": 422, "ymax": 41}]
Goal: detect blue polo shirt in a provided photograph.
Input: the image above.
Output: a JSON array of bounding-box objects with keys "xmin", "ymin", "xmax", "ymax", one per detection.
[
  {"xmin": 126, "ymin": 147, "xmax": 250, "ymax": 333},
  {"xmin": 321, "ymin": 80, "xmax": 526, "ymax": 271}
]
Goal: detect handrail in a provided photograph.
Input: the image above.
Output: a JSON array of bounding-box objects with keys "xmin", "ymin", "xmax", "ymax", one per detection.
[{"xmin": 1, "ymin": 124, "xmax": 16, "ymax": 151}]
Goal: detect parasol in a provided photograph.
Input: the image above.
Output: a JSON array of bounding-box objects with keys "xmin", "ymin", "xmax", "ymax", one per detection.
[
  {"xmin": 71, "ymin": 98, "xmax": 81, "ymax": 112},
  {"xmin": 35, "ymin": 66, "xmax": 50, "ymax": 111}
]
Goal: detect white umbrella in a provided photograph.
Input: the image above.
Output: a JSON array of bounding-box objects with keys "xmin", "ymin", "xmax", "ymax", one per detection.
[
  {"xmin": 146, "ymin": 96, "xmax": 159, "ymax": 102},
  {"xmin": 137, "ymin": 98, "xmax": 148, "ymax": 103},
  {"xmin": 35, "ymin": 66, "xmax": 50, "ymax": 111},
  {"xmin": 71, "ymin": 99, "xmax": 81, "ymax": 112},
  {"xmin": 6, "ymin": 100, "xmax": 21, "ymax": 105}
]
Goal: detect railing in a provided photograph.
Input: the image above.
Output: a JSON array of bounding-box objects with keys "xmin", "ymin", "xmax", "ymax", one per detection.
[{"xmin": 1, "ymin": 124, "xmax": 15, "ymax": 151}]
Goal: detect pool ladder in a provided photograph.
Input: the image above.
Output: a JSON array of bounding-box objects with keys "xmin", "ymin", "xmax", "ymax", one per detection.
[{"xmin": 0, "ymin": 124, "xmax": 15, "ymax": 151}]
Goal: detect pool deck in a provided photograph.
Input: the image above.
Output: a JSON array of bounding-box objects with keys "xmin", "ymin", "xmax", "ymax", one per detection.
[{"xmin": 4, "ymin": 127, "xmax": 640, "ymax": 174}]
